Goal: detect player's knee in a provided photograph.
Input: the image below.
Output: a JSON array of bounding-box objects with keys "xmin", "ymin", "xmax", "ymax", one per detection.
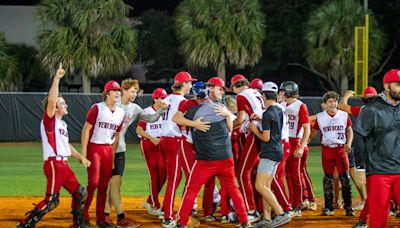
[
  {"xmin": 88, "ymin": 179, "xmax": 99, "ymax": 189},
  {"xmin": 72, "ymin": 185, "xmax": 87, "ymax": 205},
  {"xmin": 46, "ymin": 193, "xmax": 60, "ymax": 212},
  {"xmin": 339, "ymin": 172, "xmax": 351, "ymax": 186},
  {"xmin": 323, "ymin": 174, "xmax": 334, "ymax": 189}
]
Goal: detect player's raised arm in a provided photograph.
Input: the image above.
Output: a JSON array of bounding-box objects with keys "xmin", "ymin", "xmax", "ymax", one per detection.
[{"xmin": 46, "ymin": 63, "xmax": 65, "ymax": 118}]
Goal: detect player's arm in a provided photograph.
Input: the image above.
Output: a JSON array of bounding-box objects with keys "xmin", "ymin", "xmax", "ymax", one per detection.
[
  {"xmin": 338, "ymin": 90, "xmax": 355, "ymax": 114},
  {"xmin": 138, "ymin": 106, "xmax": 165, "ymax": 123},
  {"xmin": 172, "ymin": 111, "xmax": 210, "ymax": 132},
  {"xmin": 215, "ymin": 104, "xmax": 233, "ymax": 132},
  {"xmin": 309, "ymin": 128, "xmax": 318, "ymax": 140},
  {"xmin": 69, "ymin": 144, "xmax": 91, "ymax": 167},
  {"xmin": 46, "ymin": 63, "xmax": 65, "ymax": 118},
  {"xmin": 136, "ymin": 124, "xmax": 160, "ymax": 146},
  {"xmin": 250, "ymin": 123, "xmax": 270, "ymax": 142},
  {"xmin": 81, "ymin": 122, "xmax": 93, "ymax": 158},
  {"xmin": 233, "ymin": 110, "xmax": 246, "ymax": 128},
  {"xmin": 297, "ymin": 122, "xmax": 310, "ymax": 153},
  {"xmin": 344, "ymin": 115, "xmax": 353, "ymax": 153}
]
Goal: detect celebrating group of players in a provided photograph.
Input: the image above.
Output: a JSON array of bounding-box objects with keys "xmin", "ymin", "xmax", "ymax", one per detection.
[{"xmin": 16, "ymin": 63, "xmax": 400, "ymax": 228}]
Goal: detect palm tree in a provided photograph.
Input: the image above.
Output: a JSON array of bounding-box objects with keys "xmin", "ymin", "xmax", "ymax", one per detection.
[
  {"xmin": 37, "ymin": 0, "xmax": 138, "ymax": 93},
  {"xmin": 0, "ymin": 34, "xmax": 19, "ymax": 91},
  {"xmin": 303, "ymin": 0, "xmax": 386, "ymax": 94},
  {"xmin": 175, "ymin": 0, "xmax": 266, "ymax": 81}
]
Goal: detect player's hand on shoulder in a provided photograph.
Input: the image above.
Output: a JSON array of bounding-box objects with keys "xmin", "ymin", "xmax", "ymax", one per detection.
[
  {"xmin": 193, "ymin": 117, "xmax": 210, "ymax": 132},
  {"xmin": 55, "ymin": 63, "xmax": 65, "ymax": 79},
  {"xmin": 159, "ymin": 101, "xmax": 169, "ymax": 110},
  {"xmin": 81, "ymin": 157, "xmax": 91, "ymax": 168},
  {"xmin": 214, "ymin": 104, "xmax": 230, "ymax": 117},
  {"xmin": 250, "ymin": 113, "xmax": 262, "ymax": 121}
]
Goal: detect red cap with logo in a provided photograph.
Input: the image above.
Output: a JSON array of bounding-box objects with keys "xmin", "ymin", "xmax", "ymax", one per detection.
[
  {"xmin": 363, "ymin": 86, "xmax": 378, "ymax": 97},
  {"xmin": 383, "ymin": 69, "xmax": 400, "ymax": 84},
  {"xmin": 152, "ymin": 88, "xmax": 168, "ymax": 99},
  {"xmin": 250, "ymin": 78, "xmax": 263, "ymax": 90},
  {"xmin": 230, "ymin": 74, "xmax": 247, "ymax": 85},
  {"xmin": 104, "ymin": 80, "xmax": 121, "ymax": 91},
  {"xmin": 174, "ymin": 71, "xmax": 197, "ymax": 84},
  {"xmin": 207, "ymin": 77, "xmax": 228, "ymax": 91}
]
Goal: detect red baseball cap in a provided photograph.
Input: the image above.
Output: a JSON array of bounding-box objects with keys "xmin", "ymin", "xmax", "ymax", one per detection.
[
  {"xmin": 207, "ymin": 77, "xmax": 228, "ymax": 91},
  {"xmin": 230, "ymin": 74, "xmax": 247, "ymax": 85},
  {"xmin": 363, "ymin": 86, "xmax": 378, "ymax": 97},
  {"xmin": 104, "ymin": 80, "xmax": 121, "ymax": 91},
  {"xmin": 383, "ymin": 69, "xmax": 400, "ymax": 84},
  {"xmin": 152, "ymin": 88, "xmax": 168, "ymax": 99},
  {"xmin": 250, "ymin": 78, "xmax": 263, "ymax": 90},
  {"xmin": 174, "ymin": 71, "xmax": 197, "ymax": 84}
]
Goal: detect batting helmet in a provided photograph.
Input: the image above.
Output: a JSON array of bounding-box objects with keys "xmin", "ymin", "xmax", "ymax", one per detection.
[
  {"xmin": 191, "ymin": 81, "xmax": 209, "ymax": 99},
  {"xmin": 279, "ymin": 81, "xmax": 299, "ymax": 97}
]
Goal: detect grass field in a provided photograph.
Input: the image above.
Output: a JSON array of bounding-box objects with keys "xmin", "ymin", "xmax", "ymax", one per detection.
[{"xmin": 0, "ymin": 142, "xmax": 349, "ymax": 198}]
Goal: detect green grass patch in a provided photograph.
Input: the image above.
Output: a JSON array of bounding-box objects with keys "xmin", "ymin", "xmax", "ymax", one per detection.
[{"xmin": 0, "ymin": 143, "xmax": 355, "ymax": 198}]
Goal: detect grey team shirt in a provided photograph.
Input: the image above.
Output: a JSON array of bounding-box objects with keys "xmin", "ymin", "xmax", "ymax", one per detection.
[
  {"xmin": 117, "ymin": 102, "xmax": 165, "ymax": 152},
  {"xmin": 354, "ymin": 94, "xmax": 400, "ymax": 176}
]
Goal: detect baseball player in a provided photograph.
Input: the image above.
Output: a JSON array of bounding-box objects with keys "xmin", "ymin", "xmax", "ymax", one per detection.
[
  {"xmin": 159, "ymin": 71, "xmax": 209, "ymax": 227},
  {"xmin": 249, "ymin": 82, "xmax": 292, "ymax": 228},
  {"xmin": 172, "ymin": 81, "xmax": 220, "ymax": 221},
  {"xmin": 17, "ymin": 64, "xmax": 91, "ymax": 228},
  {"xmin": 250, "ymin": 78, "xmax": 263, "ymax": 93},
  {"xmin": 278, "ymin": 81, "xmax": 311, "ymax": 216},
  {"xmin": 354, "ymin": 69, "xmax": 400, "ymax": 228},
  {"xmin": 81, "ymin": 80, "xmax": 125, "ymax": 228},
  {"xmin": 231, "ymin": 74, "xmax": 265, "ymax": 222},
  {"xmin": 310, "ymin": 91, "xmax": 354, "ymax": 216},
  {"xmin": 104, "ymin": 80, "xmax": 167, "ymax": 227},
  {"xmin": 175, "ymin": 82, "xmax": 250, "ymax": 228},
  {"xmin": 338, "ymin": 87, "xmax": 377, "ymax": 211},
  {"xmin": 136, "ymin": 88, "xmax": 168, "ymax": 216}
]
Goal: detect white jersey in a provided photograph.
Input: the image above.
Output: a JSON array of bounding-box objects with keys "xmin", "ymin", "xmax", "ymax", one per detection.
[
  {"xmin": 285, "ymin": 100, "xmax": 307, "ymax": 138},
  {"xmin": 138, "ymin": 106, "xmax": 163, "ymax": 139},
  {"xmin": 238, "ymin": 88, "xmax": 265, "ymax": 131},
  {"xmin": 40, "ymin": 114, "xmax": 71, "ymax": 160},
  {"xmin": 161, "ymin": 93, "xmax": 186, "ymax": 137},
  {"xmin": 90, "ymin": 102, "xmax": 124, "ymax": 145},
  {"xmin": 277, "ymin": 103, "xmax": 289, "ymax": 140},
  {"xmin": 316, "ymin": 110, "xmax": 349, "ymax": 145}
]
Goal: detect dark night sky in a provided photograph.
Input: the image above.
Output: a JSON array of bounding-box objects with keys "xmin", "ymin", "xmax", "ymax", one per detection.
[{"xmin": 0, "ymin": 0, "xmax": 180, "ymax": 15}]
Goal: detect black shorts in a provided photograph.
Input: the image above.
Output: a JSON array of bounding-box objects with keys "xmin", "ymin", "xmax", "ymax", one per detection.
[
  {"xmin": 112, "ymin": 152, "xmax": 126, "ymax": 176},
  {"xmin": 348, "ymin": 149, "xmax": 355, "ymax": 168}
]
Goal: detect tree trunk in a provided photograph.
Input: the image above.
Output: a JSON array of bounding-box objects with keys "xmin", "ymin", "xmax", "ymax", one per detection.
[
  {"xmin": 217, "ymin": 64, "xmax": 226, "ymax": 82},
  {"xmin": 340, "ymin": 74, "xmax": 348, "ymax": 96},
  {"xmin": 82, "ymin": 72, "xmax": 91, "ymax": 93}
]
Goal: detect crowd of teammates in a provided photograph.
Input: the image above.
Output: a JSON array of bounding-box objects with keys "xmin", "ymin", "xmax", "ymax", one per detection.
[{"xmin": 16, "ymin": 66, "xmax": 400, "ymax": 228}]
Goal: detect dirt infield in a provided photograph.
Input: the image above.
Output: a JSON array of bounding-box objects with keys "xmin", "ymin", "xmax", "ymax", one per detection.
[{"xmin": 1, "ymin": 196, "xmax": 399, "ymax": 227}]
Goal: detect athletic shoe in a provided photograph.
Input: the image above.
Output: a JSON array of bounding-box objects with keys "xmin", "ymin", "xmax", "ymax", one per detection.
[
  {"xmin": 228, "ymin": 212, "xmax": 238, "ymax": 223},
  {"xmin": 354, "ymin": 201, "xmax": 365, "ymax": 211},
  {"xmin": 191, "ymin": 208, "xmax": 198, "ymax": 215},
  {"xmin": 117, "ymin": 217, "xmax": 142, "ymax": 228},
  {"xmin": 162, "ymin": 219, "xmax": 176, "ymax": 228},
  {"xmin": 270, "ymin": 213, "xmax": 291, "ymax": 227},
  {"xmin": 212, "ymin": 201, "xmax": 219, "ymax": 214},
  {"xmin": 301, "ymin": 199, "xmax": 310, "ymax": 210},
  {"xmin": 286, "ymin": 209, "xmax": 299, "ymax": 218},
  {"xmin": 221, "ymin": 215, "xmax": 230, "ymax": 224},
  {"xmin": 96, "ymin": 221, "xmax": 117, "ymax": 228},
  {"xmin": 252, "ymin": 218, "xmax": 272, "ymax": 228},
  {"xmin": 104, "ymin": 216, "xmax": 115, "ymax": 226},
  {"xmin": 308, "ymin": 202, "xmax": 317, "ymax": 211},
  {"xmin": 345, "ymin": 207, "xmax": 355, "ymax": 216},
  {"xmin": 188, "ymin": 216, "xmax": 200, "ymax": 227},
  {"xmin": 295, "ymin": 208, "xmax": 302, "ymax": 217},
  {"xmin": 236, "ymin": 221, "xmax": 252, "ymax": 228},
  {"xmin": 247, "ymin": 210, "xmax": 261, "ymax": 223},
  {"xmin": 158, "ymin": 210, "xmax": 165, "ymax": 220},
  {"xmin": 204, "ymin": 214, "xmax": 216, "ymax": 222},
  {"xmin": 352, "ymin": 220, "xmax": 368, "ymax": 228},
  {"xmin": 321, "ymin": 208, "xmax": 334, "ymax": 216},
  {"xmin": 143, "ymin": 201, "xmax": 161, "ymax": 216}
]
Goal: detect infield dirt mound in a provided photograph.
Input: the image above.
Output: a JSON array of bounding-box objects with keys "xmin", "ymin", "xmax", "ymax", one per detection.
[{"xmin": 1, "ymin": 196, "xmax": 398, "ymax": 227}]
